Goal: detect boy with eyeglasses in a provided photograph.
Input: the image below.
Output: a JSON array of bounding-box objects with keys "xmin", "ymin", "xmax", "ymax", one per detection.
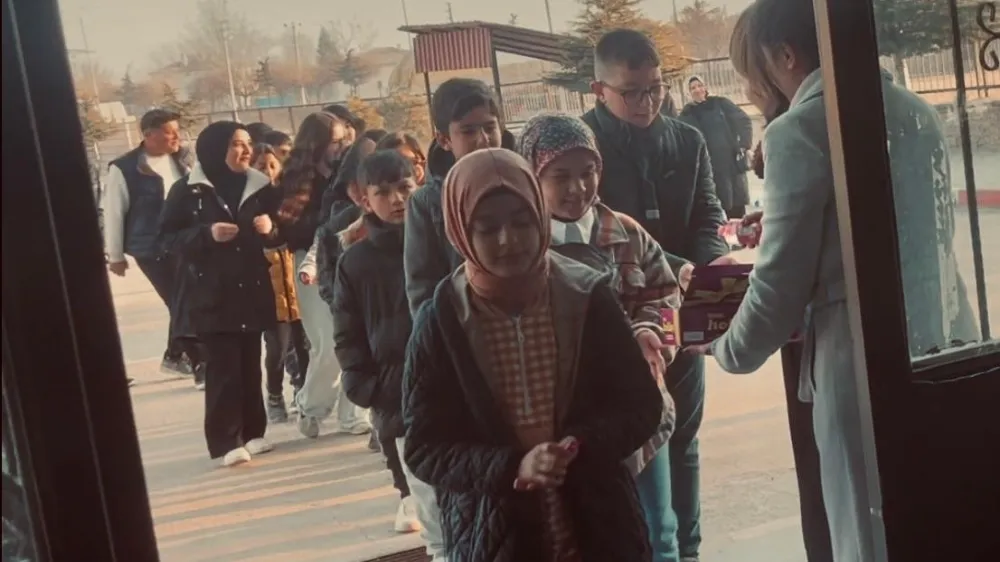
[{"xmin": 582, "ymin": 28, "xmax": 733, "ymax": 562}]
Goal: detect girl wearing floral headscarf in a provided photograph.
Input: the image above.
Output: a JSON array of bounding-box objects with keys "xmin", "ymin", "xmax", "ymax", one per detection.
[
  {"xmin": 401, "ymin": 147, "xmax": 662, "ymax": 562},
  {"xmin": 518, "ymin": 113, "xmax": 683, "ymax": 561}
]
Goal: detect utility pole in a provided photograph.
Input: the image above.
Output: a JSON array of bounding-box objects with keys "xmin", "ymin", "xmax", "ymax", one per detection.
[
  {"xmin": 400, "ymin": 0, "xmax": 414, "ymax": 52},
  {"xmin": 543, "ymin": 0, "xmax": 554, "ymax": 33},
  {"xmin": 79, "ymin": 17, "xmax": 101, "ymax": 103},
  {"xmin": 285, "ymin": 22, "xmax": 307, "ymax": 105},
  {"xmin": 446, "ymin": 2, "xmax": 454, "ymax": 23},
  {"xmin": 672, "ymin": 0, "xmax": 679, "ymax": 23},
  {"xmin": 221, "ymin": 0, "xmax": 240, "ymax": 120}
]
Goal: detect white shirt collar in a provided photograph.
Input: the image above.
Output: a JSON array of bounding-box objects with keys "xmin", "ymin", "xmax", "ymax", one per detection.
[{"xmin": 550, "ymin": 207, "xmax": 597, "ymax": 244}]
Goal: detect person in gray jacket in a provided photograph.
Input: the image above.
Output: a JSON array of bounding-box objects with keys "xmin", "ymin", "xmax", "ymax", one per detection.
[{"xmin": 692, "ymin": 1, "xmax": 978, "ymax": 561}]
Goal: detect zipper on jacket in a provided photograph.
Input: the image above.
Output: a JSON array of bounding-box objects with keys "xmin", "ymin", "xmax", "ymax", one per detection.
[{"xmin": 512, "ymin": 315, "xmax": 532, "ymax": 416}]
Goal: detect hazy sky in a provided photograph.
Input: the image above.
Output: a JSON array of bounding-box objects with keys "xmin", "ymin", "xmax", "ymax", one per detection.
[{"xmin": 58, "ymin": 0, "xmax": 752, "ymax": 76}]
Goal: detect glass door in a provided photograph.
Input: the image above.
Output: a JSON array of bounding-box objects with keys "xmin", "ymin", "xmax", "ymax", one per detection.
[{"xmin": 813, "ymin": 0, "xmax": 999, "ymax": 559}]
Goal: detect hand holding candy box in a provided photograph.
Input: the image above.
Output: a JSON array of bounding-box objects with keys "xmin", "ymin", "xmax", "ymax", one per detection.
[{"xmin": 677, "ymin": 264, "xmax": 754, "ymax": 345}]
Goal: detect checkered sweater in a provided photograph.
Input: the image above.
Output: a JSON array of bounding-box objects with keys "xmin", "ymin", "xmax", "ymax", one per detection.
[{"xmin": 474, "ymin": 293, "xmax": 580, "ymax": 562}]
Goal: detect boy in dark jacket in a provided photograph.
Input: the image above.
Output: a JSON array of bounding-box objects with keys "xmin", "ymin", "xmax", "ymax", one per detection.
[
  {"xmin": 581, "ymin": 29, "xmax": 734, "ymax": 562},
  {"xmin": 331, "ymin": 150, "xmax": 421, "ymax": 534},
  {"xmin": 403, "ymin": 78, "xmax": 516, "ymax": 317}
]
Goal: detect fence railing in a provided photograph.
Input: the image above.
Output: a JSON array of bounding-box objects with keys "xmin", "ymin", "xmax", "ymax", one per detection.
[{"xmin": 86, "ymin": 44, "xmax": 996, "ymax": 183}]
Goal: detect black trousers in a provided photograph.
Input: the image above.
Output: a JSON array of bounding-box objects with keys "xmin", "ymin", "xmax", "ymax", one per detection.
[
  {"xmin": 202, "ymin": 331, "xmax": 267, "ymax": 459},
  {"xmin": 262, "ymin": 321, "xmax": 309, "ymax": 395},
  {"xmin": 780, "ymin": 343, "xmax": 834, "ymax": 562},
  {"xmin": 135, "ymin": 254, "xmax": 198, "ymax": 361},
  {"xmin": 379, "ymin": 432, "xmax": 410, "ymax": 499}
]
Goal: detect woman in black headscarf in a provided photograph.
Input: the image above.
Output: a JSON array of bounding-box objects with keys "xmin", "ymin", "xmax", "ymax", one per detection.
[{"xmin": 159, "ymin": 121, "xmax": 281, "ymax": 467}]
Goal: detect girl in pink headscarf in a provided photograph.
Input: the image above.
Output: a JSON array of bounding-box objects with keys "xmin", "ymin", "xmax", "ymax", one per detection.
[{"xmin": 401, "ymin": 147, "xmax": 662, "ymax": 562}]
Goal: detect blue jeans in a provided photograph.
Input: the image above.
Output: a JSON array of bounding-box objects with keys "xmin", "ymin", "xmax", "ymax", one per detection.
[
  {"xmin": 636, "ymin": 445, "xmax": 679, "ymax": 562},
  {"xmin": 664, "ymin": 353, "xmax": 705, "ymax": 559}
]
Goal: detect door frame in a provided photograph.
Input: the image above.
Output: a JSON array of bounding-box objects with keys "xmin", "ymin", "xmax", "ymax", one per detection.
[
  {"xmin": 2, "ymin": 0, "xmax": 158, "ymax": 559},
  {"xmin": 813, "ymin": 0, "xmax": 1000, "ymax": 559}
]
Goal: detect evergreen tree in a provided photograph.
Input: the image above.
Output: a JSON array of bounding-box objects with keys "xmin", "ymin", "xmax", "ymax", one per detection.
[
  {"xmin": 158, "ymin": 84, "xmax": 201, "ymax": 131},
  {"xmin": 546, "ymin": 0, "xmax": 687, "ymax": 92},
  {"xmin": 78, "ymin": 97, "xmax": 115, "ymax": 146},
  {"xmin": 116, "ymin": 70, "xmax": 156, "ymax": 114},
  {"xmin": 316, "ymin": 26, "xmax": 343, "ymax": 99},
  {"xmin": 338, "ymin": 50, "xmax": 377, "ymax": 97}
]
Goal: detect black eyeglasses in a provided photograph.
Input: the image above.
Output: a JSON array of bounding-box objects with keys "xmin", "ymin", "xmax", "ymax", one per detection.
[{"xmin": 601, "ymin": 82, "xmax": 666, "ymax": 106}]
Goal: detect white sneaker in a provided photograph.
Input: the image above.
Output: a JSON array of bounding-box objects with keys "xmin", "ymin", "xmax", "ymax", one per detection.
[
  {"xmin": 393, "ymin": 496, "xmax": 422, "ymax": 533},
  {"xmin": 297, "ymin": 413, "xmax": 320, "ymax": 439},
  {"xmin": 222, "ymin": 447, "xmax": 251, "ymax": 467},
  {"xmin": 245, "ymin": 438, "xmax": 274, "ymax": 455},
  {"xmin": 336, "ymin": 420, "xmax": 372, "ymax": 435}
]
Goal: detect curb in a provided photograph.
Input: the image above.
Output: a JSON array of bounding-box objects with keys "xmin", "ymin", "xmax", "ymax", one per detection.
[{"xmin": 957, "ymin": 190, "xmax": 1000, "ymax": 208}]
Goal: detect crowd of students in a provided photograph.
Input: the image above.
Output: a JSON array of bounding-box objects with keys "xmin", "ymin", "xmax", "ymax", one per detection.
[{"xmin": 104, "ymin": 0, "xmax": 976, "ymax": 559}]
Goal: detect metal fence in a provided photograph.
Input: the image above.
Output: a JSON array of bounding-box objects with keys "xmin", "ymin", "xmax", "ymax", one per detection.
[{"xmin": 86, "ymin": 43, "xmax": 996, "ymax": 181}]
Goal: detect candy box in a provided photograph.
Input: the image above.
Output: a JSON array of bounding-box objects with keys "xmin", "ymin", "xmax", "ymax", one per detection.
[
  {"xmin": 660, "ymin": 307, "xmax": 680, "ymax": 346},
  {"xmin": 677, "ymin": 263, "xmax": 754, "ymax": 345}
]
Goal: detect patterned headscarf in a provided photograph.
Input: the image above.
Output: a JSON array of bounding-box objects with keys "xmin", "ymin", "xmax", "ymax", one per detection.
[
  {"xmin": 443, "ymin": 148, "xmax": 550, "ymax": 310},
  {"xmin": 516, "ymin": 112, "xmax": 603, "ymax": 177}
]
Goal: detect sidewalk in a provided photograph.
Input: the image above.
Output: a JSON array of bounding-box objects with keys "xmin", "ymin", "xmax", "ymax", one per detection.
[{"xmin": 115, "ymin": 258, "xmax": 808, "ymax": 562}]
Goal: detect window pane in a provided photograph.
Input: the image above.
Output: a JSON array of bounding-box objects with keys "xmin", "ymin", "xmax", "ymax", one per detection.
[{"xmin": 870, "ymin": 0, "xmax": 999, "ymax": 362}]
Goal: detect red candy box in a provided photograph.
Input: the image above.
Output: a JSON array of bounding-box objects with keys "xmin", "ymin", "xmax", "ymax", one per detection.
[{"xmin": 662, "ymin": 263, "xmax": 755, "ymax": 346}]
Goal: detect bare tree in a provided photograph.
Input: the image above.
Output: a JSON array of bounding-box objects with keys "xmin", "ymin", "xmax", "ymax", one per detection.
[{"xmin": 175, "ymin": 0, "xmax": 271, "ymax": 108}]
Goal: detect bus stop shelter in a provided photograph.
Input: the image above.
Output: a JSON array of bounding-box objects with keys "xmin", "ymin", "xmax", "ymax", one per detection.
[{"xmin": 399, "ymin": 21, "xmax": 568, "ymax": 126}]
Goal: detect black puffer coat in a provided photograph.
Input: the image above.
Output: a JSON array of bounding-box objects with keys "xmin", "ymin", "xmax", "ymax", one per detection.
[
  {"xmin": 317, "ymin": 203, "xmax": 362, "ymax": 306},
  {"xmin": 678, "ymin": 96, "xmax": 753, "ymax": 211},
  {"xmin": 159, "ymin": 164, "xmax": 279, "ymax": 335},
  {"xmin": 332, "ymin": 214, "xmax": 411, "ymax": 439},
  {"xmin": 402, "ymin": 252, "xmax": 661, "ymax": 562}
]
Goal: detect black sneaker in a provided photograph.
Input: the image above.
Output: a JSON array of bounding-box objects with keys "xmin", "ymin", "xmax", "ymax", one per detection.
[
  {"xmin": 267, "ymin": 394, "xmax": 289, "ymax": 423},
  {"xmin": 160, "ymin": 353, "xmax": 193, "ymax": 376},
  {"xmin": 193, "ymin": 362, "xmax": 206, "ymax": 391},
  {"xmin": 367, "ymin": 431, "xmax": 381, "ymax": 453}
]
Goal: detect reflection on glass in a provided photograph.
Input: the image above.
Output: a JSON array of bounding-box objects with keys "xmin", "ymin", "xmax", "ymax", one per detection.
[
  {"xmin": 3, "ymin": 385, "xmax": 39, "ymax": 562},
  {"xmin": 872, "ymin": 0, "xmax": 998, "ymax": 360}
]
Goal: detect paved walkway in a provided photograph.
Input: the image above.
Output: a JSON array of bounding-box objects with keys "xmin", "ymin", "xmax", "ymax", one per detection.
[{"xmin": 113, "ymin": 250, "xmax": 810, "ymax": 562}]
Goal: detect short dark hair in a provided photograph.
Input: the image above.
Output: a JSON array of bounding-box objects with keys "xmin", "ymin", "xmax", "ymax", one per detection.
[
  {"xmin": 140, "ymin": 109, "xmax": 181, "ymax": 134},
  {"xmin": 431, "ymin": 78, "xmax": 501, "ymax": 134},
  {"xmin": 594, "ymin": 29, "xmax": 660, "ymax": 80},
  {"xmin": 330, "ymin": 138, "xmax": 377, "ymax": 199},
  {"xmin": 358, "ymin": 150, "xmax": 414, "ymax": 188},
  {"xmin": 263, "ymin": 130, "xmax": 291, "ymax": 147},
  {"xmin": 376, "ymin": 132, "xmax": 425, "ymax": 161},
  {"xmin": 252, "ymin": 142, "xmax": 276, "ymax": 164},
  {"xmin": 245, "ymin": 122, "xmax": 273, "ymax": 144},
  {"xmin": 323, "ymin": 104, "xmax": 366, "ymax": 133},
  {"xmin": 750, "ymin": 0, "xmax": 820, "ymax": 72},
  {"xmin": 363, "ymin": 129, "xmax": 389, "ymax": 143}
]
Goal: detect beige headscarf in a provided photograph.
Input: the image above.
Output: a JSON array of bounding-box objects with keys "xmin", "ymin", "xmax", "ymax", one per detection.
[{"xmin": 442, "ymin": 148, "xmax": 551, "ymax": 310}]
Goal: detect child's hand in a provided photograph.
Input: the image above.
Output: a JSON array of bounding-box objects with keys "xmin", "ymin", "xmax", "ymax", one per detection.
[
  {"xmin": 637, "ymin": 329, "xmax": 669, "ymax": 379},
  {"xmin": 253, "ymin": 214, "xmax": 273, "ymax": 235},
  {"xmin": 299, "ymin": 271, "xmax": 315, "ymax": 285},
  {"xmin": 678, "ymin": 263, "xmax": 695, "ymax": 293},
  {"xmin": 210, "ymin": 222, "xmax": 239, "ymax": 242},
  {"xmin": 514, "ymin": 440, "xmax": 578, "ymax": 491}
]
